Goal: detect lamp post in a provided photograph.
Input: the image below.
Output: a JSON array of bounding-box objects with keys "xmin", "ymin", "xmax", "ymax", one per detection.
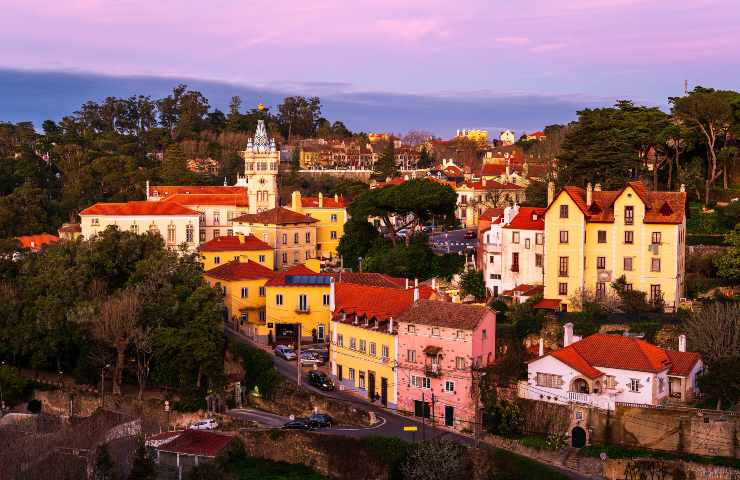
[
  {"xmin": 0, "ymin": 361, "xmax": 5, "ymax": 416},
  {"xmin": 164, "ymin": 400, "xmax": 170, "ymax": 431},
  {"xmin": 100, "ymin": 364, "xmax": 110, "ymax": 408}
]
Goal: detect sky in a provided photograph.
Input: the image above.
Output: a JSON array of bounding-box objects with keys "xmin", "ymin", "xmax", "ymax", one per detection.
[{"xmin": 1, "ymin": 0, "xmax": 738, "ymax": 136}]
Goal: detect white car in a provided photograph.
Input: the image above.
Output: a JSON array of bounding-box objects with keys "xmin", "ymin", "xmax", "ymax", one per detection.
[
  {"xmin": 189, "ymin": 418, "xmax": 218, "ymax": 430},
  {"xmin": 275, "ymin": 345, "xmax": 297, "ymax": 361},
  {"xmin": 299, "ymin": 351, "xmax": 322, "ymax": 366}
]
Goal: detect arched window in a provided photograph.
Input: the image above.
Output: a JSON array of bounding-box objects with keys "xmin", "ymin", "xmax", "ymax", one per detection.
[{"xmin": 186, "ymin": 224, "xmax": 194, "ymax": 243}]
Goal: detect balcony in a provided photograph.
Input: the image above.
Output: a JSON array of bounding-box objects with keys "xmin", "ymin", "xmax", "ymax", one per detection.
[
  {"xmin": 424, "ymin": 364, "xmax": 442, "ymax": 377},
  {"xmin": 295, "ymin": 307, "xmax": 311, "ymax": 314},
  {"xmin": 568, "ymin": 391, "xmax": 590, "ymax": 404}
]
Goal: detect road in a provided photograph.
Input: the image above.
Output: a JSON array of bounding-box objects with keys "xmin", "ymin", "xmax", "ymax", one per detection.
[{"xmin": 429, "ymin": 229, "xmax": 477, "ymax": 254}]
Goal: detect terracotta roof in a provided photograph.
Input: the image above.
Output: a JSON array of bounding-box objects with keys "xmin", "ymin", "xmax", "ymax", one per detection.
[
  {"xmin": 480, "ymin": 164, "xmax": 506, "ymax": 177},
  {"xmin": 58, "ymin": 223, "xmax": 81, "ymax": 233},
  {"xmin": 329, "ymin": 272, "xmax": 407, "ymax": 289},
  {"xmin": 334, "ymin": 284, "xmax": 434, "ymax": 323},
  {"xmin": 479, "ymin": 208, "xmax": 505, "ymax": 222},
  {"xmin": 157, "ymin": 430, "xmax": 234, "ymax": 457},
  {"xmin": 665, "ymin": 350, "xmax": 701, "ymax": 376},
  {"xmin": 16, "ymin": 234, "xmax": 60, "ymax": 251},
  {"xmin": 534, "ymin": 298, "xmax": 561, "ymax": 310},
  {"xmin": 501, "ymin": 284, "xmax": 543, "ymax": 297},
  {"xmin": 199, "ymin": 235, "xmax": 271, "ymax": 252},
  {"xmin": 265, "ymin": 264, "xmax": 328, "ymax": 287},
  {"xmin": 162, "ymin": 193, "xmax": 248, "ymax": 207},
  {"xmin": 526, "ymin": 164, "xmax": 548, "ymax": 177},
  {"xmin": 149, "ymin": 185, "xmax": 247, "ymax": 197},
  {"xmin": 233, "ymin": 207, "xmax": 318, "ymax": 225},
  {"xmin": 395, "ymin": 300, "xmax": 492, "ymax": 330},
  {"xmin": 549, "ymin": 334, "xmax": 675, "ymax": 379},
  {"xmin": 204, "ymin": 260, "xmax": 274, "ymax": 281},
  {"xmin": 503, "ymin": 207, "xmax": 546, "ymax": 230},
  {"xmin": 80, "ymin": 201, "xmax": 199, "ymax": 216},
  {"xmin": 301, "ymin": 196, "xmax": 346, "ymax": 208}
]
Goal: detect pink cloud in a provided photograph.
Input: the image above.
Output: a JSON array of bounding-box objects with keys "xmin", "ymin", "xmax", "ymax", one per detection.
[{"xmin": 495, "ymin": 36, "xmax": 530, "ymax": 46}]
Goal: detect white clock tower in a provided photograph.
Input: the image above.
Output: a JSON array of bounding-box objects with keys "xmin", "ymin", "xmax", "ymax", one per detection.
[{"xmin": 241, "ymin": 120, "xmax": 279, "ymax": 214}]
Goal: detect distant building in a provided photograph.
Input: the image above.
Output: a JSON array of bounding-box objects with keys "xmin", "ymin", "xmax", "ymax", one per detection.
[
  {"xmin": 241, "ymin": 120, "xmax": 279, "ymax": 214},
  {"xmin": 15, "ymin": 233, "xmax": 59, "ymax": 252},
  {"xmin": 456, "ymin": 129, "xmax": 489, "ymax": 145},
  {"xmin": 290, "ymin": 191, "xmax": 347, "ymax": 260},
  {"xmin": 524, "ymin": 131, "xmax": 546, "ymax": 141},
  {"xmin": 199, "ymin": 234, "xmax": 273, "ymax": 271},
  {"xmin": 148, "ymin": 430, "xmax": 236, "ymax": 480},
  {"xmin": 499, "ymin": 129, "xmax": 516, "ymax": 146}
]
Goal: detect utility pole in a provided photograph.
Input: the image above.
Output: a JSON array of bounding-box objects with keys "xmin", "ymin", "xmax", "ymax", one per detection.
[
  {"xmin": 421, "ymin": 392, "xmax": 426, "ymax": 441},
  {"xmin": 472, "ymin": 369, "xmax": 487, "ymax": 448},
  {"xmin": 296, "ymin": 323, "xmax": 302, "ymax": 387},
  {"xmin": 431, "ymin": 393, "xmax": 436, "ymax": 427}
]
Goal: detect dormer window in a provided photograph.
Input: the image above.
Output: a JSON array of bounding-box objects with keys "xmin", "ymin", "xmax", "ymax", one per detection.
[{"xmin": 625, "ymin": 206, "xmax": 634, "ymax": 225}]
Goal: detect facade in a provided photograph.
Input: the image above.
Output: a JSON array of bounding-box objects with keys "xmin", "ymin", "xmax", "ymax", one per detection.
[
  {"xmin": 396, "ymin": 301, "xmax": 496, "ymax": 430},
  {"xmin": 199, "ymin": 234, "xmax": 273, "ymax": 271},
  {"xmin": 232, "ymin": 207, "xmax": 318, "ymax": 270},
  {"xmin": 148, "ymin": 430, "xmax": 235, "ymax": 480},
  {"xmin": 241, "ymin": 120, "xmax": 279, "ymax": 214},
  {"xmin": 204, "ymin": 260, "xmax": 274, "ymax": 342},
  {"xmin": 499, "ymin": 129, "xmax": 516, "ymax": 145},
  {"xmin": 540, "ymin": 181, "xmax": 687, "ymax": 312},
  {"xmin": 290, "ymin": 191, "xmax": 347, "ymax": 259},
  {"xmin": 79, "ymin": 201, "xmax": 199, "ymax": 251},
  {"xmin": 455, "ymin": 180, "xmax": 525, "ymax": 228},
  {"xmin": 520, "ymin": 326, "xmax": 703, "ymax": 410},
  {"xmin": 265, "ymin": 264, "xmax": 333, "ymax": 344},
  {"xmin": 501, "ymin": 206, "xmax": 546, "ymax": 297}
]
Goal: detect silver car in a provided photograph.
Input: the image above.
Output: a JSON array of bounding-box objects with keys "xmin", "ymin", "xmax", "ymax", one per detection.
[{"xmin": 275, "ymin": 345, "xmax": 297, "ymax": 360}]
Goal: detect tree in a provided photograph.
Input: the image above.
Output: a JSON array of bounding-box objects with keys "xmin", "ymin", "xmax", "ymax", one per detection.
[
  {"xmin": 371, "ymin": 142, "xmax": 398, "ymax": 181},
  {"xmin": 714, "ymin": 227, "xmax": 740, "ymax": 283},
  {"xmin": 523, "ymin": 180, "xmax": 548, "ymax": 207},
  {"xmin": 187, "ymin": 463, "xmax": 225, "ymax": 480},
  {"xmin": 132, "ymin": 326, "xmax": 154, "ymax": 401},
  {"xmin": 336, "ymin": 218, "xmax": 381, "ymax": 270},
  {"xmin": 683, "ymin": 302, "xmax": 740, "ymax": 366},
  {"xmin": 401, "ymin": 439, "xmax": 472, "ymax": 480},
  {"xmin": 277, "ymin": 96, "xmax": 322, "ymax": 141},
  {"xmin": 92, "ymin": 444, "xmax": 114, "ymax": 480},
  {"xmin": 459, "ymin": 269, "xmax": 486, "ymax": 301},
  {"xmin": 671, "ymin": 88, "xmax": 738, "ymax": 205},
  {"xmin": 128, "ymin": 436, "xmax": 156, "ymax": 480},
  {"xmin": 697, "ymin": 356, "xmax": 740, "ymax": 410},
  {"xmin": 657, "ymin": 123, "xmax": 692, "ymax": 191},
  {"xmin": 160, "ymin": 144, "xmax": 189, "ymax": 184}
]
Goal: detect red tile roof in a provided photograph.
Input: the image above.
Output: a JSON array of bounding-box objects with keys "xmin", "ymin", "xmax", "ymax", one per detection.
[
  {"xmin": 395, "ymin": 300, "xmax": 492, "ymax": 330},
  {"xmin": 334, "ymin": 284, "xmax": 433, "ymax": 323},
  {"xmin": 501, "ymin": 284, "xmax": 543, "ymax": 297},
  {"xmin": 665, "ymin": 350, "xmax": 701, "ymax": 376},
  {"xmin": 80, "ymin": 201, "xmax": 199, "ymax": 216},
  {"xmin": 480, "ymin": 164, "xmax": 506, "ymax": 177},
  {"xmin": 479, "ymin": 208, "xmax": 505, "ymax": 222},
  {"xmin": 199, "ymin": 235, "xmax": 271, "ymax": 252},
  {"xmin": 149, "ymin": 185, "xmax": 247, "ymax": 197},
  {"xmin": 162, "ymin": 193, "xmax": 248, "ymax": 207},
  {"xmin": 503, "ymin": 207, "xmax": 546, "ymax": 230},
  {"xmin": 16, "ymin": 234, "xmax": 60, "ymax": 251},
  {"xmin": 534, "ymin": 298, "xmax": 561, "ymax": 310},
  {"xmin": 301, "ymin": 196, "xmax": 347, "ymax": 208},
  {"xmin": 204, "ymin": 260, "xmax": 274, "ymax": 281},
  {"xmin": 58, "ymin": 223, "xmax": 81, "ymax": 233},
  {"xmin": 265, "ymin": 264, "xmax": 327, "ymax": 287},
  {"xmin": 233, "ymin": 207, "xmax": 318, "ymax": 225},
  {"xmin": 329, "ymin": 272, "xmax": 407, "ymax": 289},
  {"xmin": 157, "ymin": 430, "xmax": 234, "ymax": 457}
]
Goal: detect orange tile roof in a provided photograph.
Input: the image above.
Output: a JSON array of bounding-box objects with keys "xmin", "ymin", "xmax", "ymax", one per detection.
[
  {"xmin": 329, "ymin": 272, "xmax": 407, "ymax": 288},
  {"xmin": 199, "ymin": 235, "xmax": 271, "ymax": 252},
  {"xmin": 503, "ymin": 207, "xmax": 546, "ymax": 230},
  {"xmin": 80, "ymin": 201, "xmax": 199, "ymax": 216},
  {"xmin": 204, "ymin": 260, "xmax": 274, "ymax": 282},
  {"xmin": 501, "ymin": 284, "xmax": 543, "ymax": 297},
  {"xmin": 395, "ymin": 300, "xmax": 491, "ymax": 330},
  {"xmin": 334, "ymin": 284, "xmax": 432, "ymax": 323},
  {"xmin": 157, "ymin": 430, "xmax": 234, "ymax": 457},
  {"xmin": 233, "ymin": 207, "xmax": 318, "ymax": 225},
  {"xmin": 162, "ymin": 193, "xmax": 248, "ymax": 207},
  {"xmin": 665, "ymin": 350, "xmax": 701, "ymax": 376},
  {"xmin": 149, "ymin": 185, "xmax": 247, "ymax": 196},
  {"xmin": 479, "ymin": 208, "xmax": 505, "ymax": 222},
  {"xmin": 265, "ymin": 264, "xmax": 327, "ymax": 287},
  {"xmin": 301, "ymin": 196, "xmax": 347, "ymax": 208},
  {"xmin": 16, "ymin": 234, "xmax": 60, "ymax": 251},
  {"xmin": 534, "ymin": 298, "xmax": 561, "ymax": 310}
]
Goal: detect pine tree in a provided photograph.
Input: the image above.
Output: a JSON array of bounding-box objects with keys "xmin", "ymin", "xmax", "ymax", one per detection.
[
  {"xmin": 371, "ymin": 142, "xmax": 398, "ymax": 181},
  {"xmin": 160, "ymin": 144, "xmax": 189, "ymax": 184}
]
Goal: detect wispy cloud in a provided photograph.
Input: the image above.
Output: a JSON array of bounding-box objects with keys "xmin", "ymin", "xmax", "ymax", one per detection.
[
  {"xmin": 530, "ymin": 42, "xmax": 569, "ymax": 53},
  {"xmin": 495, "ymin": 36, "xmax": 530, "ymax": 46}
]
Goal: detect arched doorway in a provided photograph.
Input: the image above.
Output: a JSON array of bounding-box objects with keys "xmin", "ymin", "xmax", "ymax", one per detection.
[
  {"xmin": 572, "ymin": 378, "xmax": 589, "ymax": 393},
  {"xmin": 571, "ymin": 427, "xmax": 586, "ymax": 448}
]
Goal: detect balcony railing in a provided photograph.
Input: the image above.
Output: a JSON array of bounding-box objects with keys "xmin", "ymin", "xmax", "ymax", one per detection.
[
  {"xmin": 295, "ymin": 307, "xmax": 311, "ymax": 314},
  {"xmin": 424, "ymin": 364, "xmax": 442, "ymax": 377},
  {"xmin": 568, "ymin": 391, "xmax": 590, "ymax": 404}
]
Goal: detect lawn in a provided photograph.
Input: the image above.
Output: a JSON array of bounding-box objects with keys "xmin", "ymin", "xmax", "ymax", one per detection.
[
  {"xmin": 488, "ymin": 448, "xmax": 570, "ymax": 480},
  {"xmin": 226, "ymin": 457, "xmax": 327, "ymax": 480}
]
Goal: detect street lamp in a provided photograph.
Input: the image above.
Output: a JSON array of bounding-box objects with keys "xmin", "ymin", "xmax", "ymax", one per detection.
[{"xmin": 164, "ymin": 400, "xmax": 170, "ymax": 431}]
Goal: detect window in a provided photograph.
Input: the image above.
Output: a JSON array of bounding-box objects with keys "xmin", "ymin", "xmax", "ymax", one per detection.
[
  {"xmin": 650, "ymin": 285, "xmax": 661, "ymax": 302},
  {"xmin": 167, "ymin": 224, "xmax": 176, "ymax": 243},
  {"xmin": 625, "ymin": 206, "xmax": 634, "ymax": 225},
  {"xmin": 331, "ymin": 214, "xmax": 338, "ymax": 222},
  {"xmin": 535, "ymin": 254, "xmax": 543, "ymax": 267},
  {"xmin": 407, "ymin": 349, "xmax": 416, "ymax": 363},
  {"xmin": 258, "ymin": 254, "xmax": 266, "ymax": 263},
  {"xmin": 535, "ymin": 373, "xmax": 563, "ymax": 388},
  {"xmin": 294, "ymin": 232, "xmax": 299, "ymax": 244},
  {"xmin": 369, "ymin": 342, "xmax": 376, "ymax": 356},
  {"xmin": 305, "ymin": 231, "xmax": 311, "ymax": 243},
  {"xmin": 456, "ymin": 330, "xmax": 463, "ymax": 339},
  {"xmin": 651, "ymin": 232, "xmax": 661, "ymax": 245},
  {"xmin": 431, "ymin": 327, "xmax": 440, "ymax": 337},
  {"xmin": 336, "ymin": 334, "xmax": 343, "ymax": 347},
  {"xmin": 624, "ymin": 231, "xmax": 634, "ymax": 244},
  {"xmin": 597, "ymin": 230, "xmax": 607, "ymax": 243},
  {"xmin": 559, "ymin": 230, "xmax": 569, "ymax": 243},
  {"xmin": 597, "ymin": 257, "xmax": 606, "ymax": 269},
  {"xmin": 536, "ymin": 233, "xmax": 543, "ymax": 245},
  {"xmin": 330, "ymin": 231, "xmax": 337, "ymax": 240},
  {"xmin": 625, "ymin": 283, "xmax": 633, "ymax": 291},
  {"xmin": 596, "ymin": 282, "xmax": 606, "ymax": 299},
  {"xmin": 512, "ymin": 231, "xmax": 520, "ymax": 244},
  {"xmin": 91, "ymin": 218, "xmax": 100, "ymax": 226},
  {"xmin": 381, "ymin": 345, "xmax": 389, "ymax": 358},
  {"xmin": 259, "ymin": 286, "xmax": 265, "ymax": 297},
  {"xmin": 559, "ymin": 256, "xmax": 568, "ymax": 277},
  {"xmin": 298, "ymin": 294, "xmax": 308, "ymax": 312},
  {"xmin": 227, "ymin": 229, "xmax": 233, "ymax": 236},
  {"xmin": 407, "ymin": 324, "xmax": 416, "ymax": 334},
  {"xmin": 186, "ymin": 224, "xmax": 193, "ymax": 242},
  {"xmin": 240, "ymin": 313, "xmax": 247, "ymax": 325},
  {"xmin": 411, "ymin": 375, "xmax": 431, "ymax": 389},
  {"xmin": 624, "ymin": 257, "xmax": 633, "ymax": 271},
  {"xmin": 319, "ymin": 294, "xmax": 329, "ymax": 306},
  {"xmin": 359, "ymin": 371, "xmax": 365, "ymax": 389},
  {"xmin": 560, "ymin": 204, "xmax": 569, "ymax": 218},
  {"xmin": 628, "ymin": 378, "xmax": 641, "ymax": 392},
  {"xmin": 558, "ymin": 282, "xmax": 568, "ymax": 295},
  {"xmin": 213, "ymin": 229, "xmax": 220, "ymax": 238},
  {"xmin": 455, "ymin": 356, "xmax": 465, "ymax": 370},
  {"xmin": 131, "ymin": 224, "xmax": 139, "ymax": 234},
  {"xmin": 525, "ymin": 238, "xmax": 531, "ymax": 249},
  {"xmin": 605, "ymin": 375, "xmax": 617, "ymax": 389},
  {"xmin": 214, "ymin": 256, "xmax": 221, "ymax": 265},
  {"xmin": 305, "ymin": 250, "xmax": 311, "ymax": 260},
  {"xmin": 359, "ymin": 339, "xmax": 366, "ymax": 353},
  {"xmin": 213, "ymin": 211, "xmax": 220, "ymax": 226},
  {"xmin": 199, "ymin": 229, "xmax": 206, "ymax": 242},
  {"xmin": 482, "ymin": 329, "xmax": 487, "ymax": 340},
  {"xmin": 348, "ymin": 368, "xmax": 355, "ymax": 382},
  {"xmin": 240, "ymin": 287, "xmax": 248, "ymax": 298},
  {"xmin": 489, "ymin": 255, "xmax": 494, "ymax": 264},
  {"xmin": 658, "ymin": 377, "xmax": 665, "ymax": 393},
  {"xmin": 651, "ymin": 258, "xmax": 661, "ymax": 272},
  {"xmin": 259, "ymin": 310, "xmax": 266, "ymax": 322},
  {"xmin": 281, "ymin": 252, "xmax": 288, "ymax": 264},
  {"xmin": 282, "ymin": 233, "xmax": 288, "ymax": 245},
  {"xmin": 490, "ymin": 274, "xmax": 501, "ymax": 280},
  {"xmin": 511, "ymin": 252, "xmax": 519, "ymax": 272},
  {"xmin": 444, "ymin": 381, "xmax": 455, "ymax": 392}
]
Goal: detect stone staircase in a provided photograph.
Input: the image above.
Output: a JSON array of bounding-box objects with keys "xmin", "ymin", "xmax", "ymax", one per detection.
[{"xmin": 561, "ymin": 447, "xmax": 581, "ymax": 471}]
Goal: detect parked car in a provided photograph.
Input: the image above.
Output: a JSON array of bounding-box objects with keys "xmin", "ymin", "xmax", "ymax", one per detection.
[
  {"xmin": 275, "ymin": 345, "xmax": 297, "ymax": 361},
  {"xmin": 397, "ymin": 228, "xmax": 410, "ymax": 237},
  {"xmin": 299, "ymin": 351, "xmax": 322, "ymax": 366},
  {"xmin": 189, "ymin": 418, "xmax": 218, "ymax": 430},
  {"xmin": 307, "ymin": 371, "xmax": 335, "ymax": 391},
  {"xmin": 463, "ymin": 230, "xmax": 477, "ymax": 239},
  {"xmin": 305, "ymin": 348, "xmax": 329, "ymax": 363},
  {"xmin": 282, "ymin": 418, "xmax": 313, "ymax": 430},
  {"xmin": 308, "ymin": 413, "xmax": 334, "ymax": 429}
]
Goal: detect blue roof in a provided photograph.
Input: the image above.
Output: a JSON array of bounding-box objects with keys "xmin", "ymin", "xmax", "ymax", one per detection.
[{"xmin": 284, "ymin": 275, "xmax": 332, "ymax": 285}]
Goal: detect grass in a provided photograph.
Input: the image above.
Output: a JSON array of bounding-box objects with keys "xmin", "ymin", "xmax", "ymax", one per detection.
[
  {"xmin": 580, "ymin": 444, "xmax": 740, "ymax": 469},
  {"xmin": 517, "ymin": 434, "xmax": 549, "ymax": 450},
  {"xmin": 489, "ymin": 448, "xmax": 569, "ymax": 480},
  {"xmin": 226, "ymin": 457, "xmax": 328, "ymax": 480}
]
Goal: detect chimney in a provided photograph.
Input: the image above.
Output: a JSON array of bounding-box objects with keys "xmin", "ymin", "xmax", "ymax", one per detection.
[
  {"xmin": 414, "ymin": 278, "xmax": 418, "ymax": 288},
  {"xmin": 432, "ymin": 277, "xmax": 437, "ymax": 291},
  {"xmin": 329, "ymin": 278, "xmax": 336, "ymax": 312},
  {"xmin": 564, "ymin": 322, "xmax": 574, "ymax": 347},
  {"xmin": 145, "ymin": 180, "xmax": 150, "ymax": 199},
  {"xmin": 334, "ymin": 193, "xmax": 339, "ymax": 203},
  {"xmin": 586, "ymin": 183, "xmax": 593, "ymax": 207},
  {"xmin": 318, "ymin": 192, "xmax": 324, "ymax": 208},
  {"xmin": 538, "ymin": 337, "xmax": 544, "ymax": 357},
  {"xmin": 678, "ymin": 334, "xmax": 687, "ymax": 352},
  {"xmin": 679, "ymin": 184, "xmax": 686, "ymax": 193},
  {"xmin": 547, "ymin": 181, "xmax": 555, "ymax": 206},
  {"xmin": 291, "ymin": 191, "xmax": 301, "ymax": 212},
  {"xmin": 505, "ymin": 159, "xmax": 510, "ymax": 178},
  {"xmin": 413, "ymin": 287, "xmax": 420, "ymax": 302},
  {"xmin": 405, "ymin": 278, "xmax": 409, "ymax": 289},
  {"xmin": 388, "ymin": 317, "xmax": 394, "ymax": 333},
  {"xmin": 594, "ymin": 183, "xmax": 602, "ymax": 192}
]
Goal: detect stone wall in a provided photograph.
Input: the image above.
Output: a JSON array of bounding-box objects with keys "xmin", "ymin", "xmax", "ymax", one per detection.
[
  {"xmin": 603, "ymin": 458, "xmax": 740, "ymax": 480},
  {"xmin": 518, "ymin": 398, "xmax": 571, "ymax": 435}
]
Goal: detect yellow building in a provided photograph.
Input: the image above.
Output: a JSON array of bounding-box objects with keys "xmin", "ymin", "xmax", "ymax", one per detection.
[
  {"xmin": 265, "ymin": 264, "xmax": 333, "ymax": 344},
  {"xmin": 539, "ymin": 181, "xmax": 686, "ymax": 313},
  {"xmin": 199, "ymin": 234, "xmax": 274, "ymax": 271},
  {"xmin": 232, "ymin": 207, "xmax": 318, "ymax": 270},
  {"xmin": 204, "ymin": 259, "xmax": 274, "ymax": 343},
  {"xmin": 456, "ymin": 128, "xmax": 489, "ymax": 145},
  {"xmin": 330, "ymin": 283, "xmax": 435, "ymax": 408},
  {"xmin": 290, "ymin": 191, "xmax": 347, "ymax": 259}
]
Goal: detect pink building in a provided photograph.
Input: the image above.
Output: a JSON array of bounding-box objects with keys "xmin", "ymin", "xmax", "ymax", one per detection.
[{"xmin": 395, "ymin": 300, "xmax": 496, "ymax": 430}]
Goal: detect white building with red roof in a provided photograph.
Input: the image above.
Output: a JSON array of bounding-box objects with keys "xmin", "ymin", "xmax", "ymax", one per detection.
[{"xmin": 520, "ymin": 325, "xmax": 703, "ymax": 410}]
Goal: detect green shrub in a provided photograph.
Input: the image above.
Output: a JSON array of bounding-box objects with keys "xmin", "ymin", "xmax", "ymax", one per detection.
[
  {"xmin": 172, "ymin": 392, "xmax": 206, "ymax": 412},
  {"xmin": 0, "ymin": 364, "xmax": 32, "ymax": 407},
  {"xmin": 230, "ymin": 340, "xmax": 281, "ymax": 399}
]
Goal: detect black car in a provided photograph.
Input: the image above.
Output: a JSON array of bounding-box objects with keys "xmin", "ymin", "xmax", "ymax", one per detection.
[
  {"xmin": 308, "ymin": 413, "xmax": 333, "ymax": 428},
  {"xmin": 282, "ymin": 418, "xmax": 313, "ymax": 430},
  {"xmin": 306, "ymin": 371, "xmax": 335, "ymax": 391}
]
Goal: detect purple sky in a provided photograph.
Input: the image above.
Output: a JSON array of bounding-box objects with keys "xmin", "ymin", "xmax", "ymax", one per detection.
[{"xmin": 1, "ymin": 0, "xmax": 738, "ymax": 132}]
